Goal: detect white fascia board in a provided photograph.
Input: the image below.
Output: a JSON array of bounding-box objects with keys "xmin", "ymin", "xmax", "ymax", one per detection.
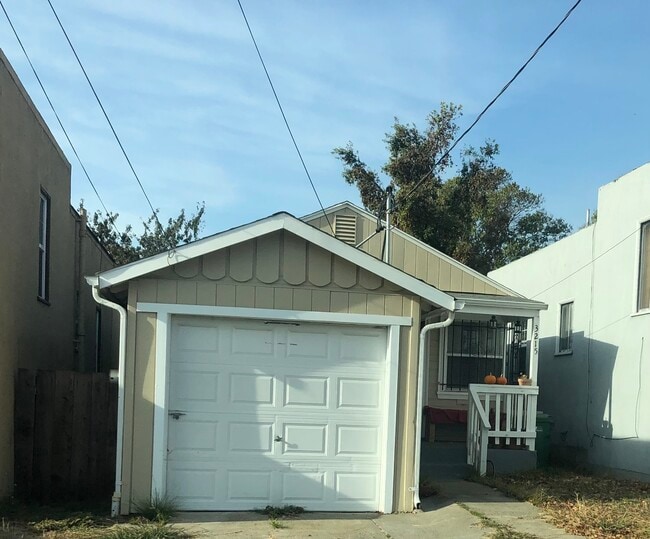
[
  {"xmin": 302, "ymin": 201, "xmax": 521, "ymax": 298},
  {"xmin": 459, "ymin": 297, "xmax": 548, "ymax": 318},
  {"xmin": 92, "ymin": 212, "xmax": 455, "ymax": 310},
  {"xmin": 92, "ymin": 217, "xmax": 284, "ymax": 288}
]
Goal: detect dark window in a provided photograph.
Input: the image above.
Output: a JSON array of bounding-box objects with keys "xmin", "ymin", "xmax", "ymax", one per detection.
[
  {"xmin": 38, "ymin": 190, "xmax": 50, "ymax": 301},
  {"xmin": 638, "ymin": 221, "xmax": 650, "ymax": 310},
  {"xmin": 558, "ymin": 302, "xmax": 573, "ymax": 353}
]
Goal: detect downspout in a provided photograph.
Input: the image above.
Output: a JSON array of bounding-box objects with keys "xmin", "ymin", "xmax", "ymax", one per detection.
[
  {"xmin": 412, "ymin": 302, "xmax": 463, "ymax": 509},
  {"xmin": 89, "ymin": 279, "xmax": 126, "ymax": 518}
]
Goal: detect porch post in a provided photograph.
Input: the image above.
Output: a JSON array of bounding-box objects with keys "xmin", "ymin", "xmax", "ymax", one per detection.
[{"xmin": 529, "ymin": 314, "xmax": 540, "ymax": 384}]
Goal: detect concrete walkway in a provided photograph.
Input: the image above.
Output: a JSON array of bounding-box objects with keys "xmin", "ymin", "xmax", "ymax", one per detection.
[{"xmin": 173, "ymin": 480, "xmax": 581, "ymax": 538}]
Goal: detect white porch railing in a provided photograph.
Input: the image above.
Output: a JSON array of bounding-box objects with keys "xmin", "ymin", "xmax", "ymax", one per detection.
[{"xmin": 467, "ymin": 384, "xmax": 539, "ymax": 475}]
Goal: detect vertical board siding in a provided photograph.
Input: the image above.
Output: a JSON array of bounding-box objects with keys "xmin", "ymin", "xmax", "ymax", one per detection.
[
  {"xmin": 130, "ymin": 313, "xmax": 156, "ymax": 505},
  {"xmin": 177, "ymin": 281, "xmax": 197, "ymax": 304},
  {"xmin": 196, "ymin": 281, "xmax": 217, "ymax": 305},
  {"xmin": 14, "ymin": 369, "xmax": 117, "ymax": 501},
  {"xmin": 235, "ymin": 285, "xmax": 255, "ymax": 308}
]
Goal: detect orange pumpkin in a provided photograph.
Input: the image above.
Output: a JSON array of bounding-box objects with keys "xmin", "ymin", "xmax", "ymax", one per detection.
[
  {"xmin": 484, "ymin": 373, "xmax": 497, "ymax": 384},
  {"xmin": 497, "ymin": 374, "xmax": 508, "ymax": 385}
]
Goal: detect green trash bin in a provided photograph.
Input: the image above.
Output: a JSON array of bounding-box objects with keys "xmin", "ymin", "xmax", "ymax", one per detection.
[{"xmin": 536, "ymin": 412, "xmax": 554, "ymax": 467}]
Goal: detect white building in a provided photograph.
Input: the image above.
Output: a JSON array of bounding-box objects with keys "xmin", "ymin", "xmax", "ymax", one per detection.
[{"xmin": 489, "ymin": 164, "xmax": 650, "ymax": 480}]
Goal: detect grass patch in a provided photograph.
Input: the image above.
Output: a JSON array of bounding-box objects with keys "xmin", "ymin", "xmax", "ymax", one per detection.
[
  {"xmin": 104, "ymin": 522, "xmax": 191, "ymax": 539},
  {"xmin": 269, "ymin": 518, "xmax": 287, "ymax": 529},
  {"xmin": 133, "ymin": 494, "xmax": 178, "ymax": 524},
  {"xmin": 473, "ymin": 467, "xmax": 650, "ymax": 538},
  {"xmin": 257, "ymin": 505, "xmax": 304, "ymax": 520}
]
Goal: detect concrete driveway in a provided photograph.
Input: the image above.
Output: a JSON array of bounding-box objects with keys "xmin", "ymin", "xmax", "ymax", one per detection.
[{"xmin": 173, "ymin": 480, "xmax": 581, "ymax": 538}]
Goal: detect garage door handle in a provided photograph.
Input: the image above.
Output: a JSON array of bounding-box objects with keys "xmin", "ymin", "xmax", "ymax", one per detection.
[
  {"xmin": 274, "ymin": 435, "xmax": 284, "ymax": 443},
  {"xmin": 169, "ymin": 410, "xmax": 186, "ymax": 420}
]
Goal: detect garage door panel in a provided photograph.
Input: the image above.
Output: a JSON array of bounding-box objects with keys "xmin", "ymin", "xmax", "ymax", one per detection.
[
  {"xmin": 228, "ymin": 421, "xmax": 274, "ymax": 454},
  {"xmin": 336, "ymin": 425, "xmax": 380, "ymax": 457},
  {"xmin": 335, "ymin": 472, "xmax": 378, "ymax": 503},
  {"xmin": 229, "ymin": 373, "xmax": 275, "ymax": 406},
  {"xmin": 167, "ymin": 317, "xmax": 388, "ymax": 511},
  {"xmin": 175, "ymin": 324, "xmax": 219, "ymax": 353},
  {"xmin": 171, "ymin": 371, "xmax": 219, "ymax": 411},
  {"xmin": 281, "ymin": 472, "xmax": 326, "ymax": 502},
  {"xmin": 230, "ymin": 327, "xmax": 275, "ymax": 356},
  {"xmin": 337, "ymin": 378, "xmax": 382, "ymax": 409},
  {"xmin": 281, "ymin": 423, "xmax": 328, "ymax": 455},
  {"xmin": 226, "ymin": 470, "xmax": 273, "ymax": 502},
  {"xmin": 283, "ymin": 376, "xmax": 328, "ymax": 407},
  {"xmin": 168, "ymin": 418, "xmax": 219, "ymax": 457}
]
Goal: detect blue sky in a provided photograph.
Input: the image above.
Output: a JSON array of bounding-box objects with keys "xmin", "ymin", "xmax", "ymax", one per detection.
[{"xmin": 2, "ymin": 0, "xmax": 649, "ymax": 236}]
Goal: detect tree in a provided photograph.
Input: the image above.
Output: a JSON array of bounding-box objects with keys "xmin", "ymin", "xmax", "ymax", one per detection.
[
  {"xmin": 83, "ymin": 202, "xmax": 206, "ymax": 265},
  {"xmin": 333, "ymin": 103, "xmax": 571, "ymax": 273}
]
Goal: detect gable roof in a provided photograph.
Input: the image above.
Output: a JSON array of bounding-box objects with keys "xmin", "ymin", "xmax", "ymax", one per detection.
[
  {"xmin": 302, "ymin": 201, "xmax": 522, "ymax": 297},
  {"xmin": 87, "ymin": 212, "xmax": 457, "ymax": 311}
]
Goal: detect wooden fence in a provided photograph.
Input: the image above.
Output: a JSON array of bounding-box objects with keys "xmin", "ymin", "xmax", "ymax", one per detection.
[{"xmin": 14, "ymin": 369, "xmax": 118, "ymax": 501}]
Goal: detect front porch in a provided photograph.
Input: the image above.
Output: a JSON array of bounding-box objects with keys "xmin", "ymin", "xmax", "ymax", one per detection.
[{"xmin": 420, "ymin": 293, "xmax": 545, "ymax": 482}]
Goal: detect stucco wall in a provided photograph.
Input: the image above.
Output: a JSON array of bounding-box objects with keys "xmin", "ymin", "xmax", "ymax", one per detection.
[
  {"xmin": 306, "ymin": 206, "xmax": 510, "ymax": 295},
  {"xmin": 490, "ymin": 164, "xmax": 650, "ymax": 479},
  {"xmin": 0, "ymin": 50, "xmax": 117, "ymax": 497},
  {"xmin": 117, "ymin": 230, "xmax": 423, "ymax": 513}
]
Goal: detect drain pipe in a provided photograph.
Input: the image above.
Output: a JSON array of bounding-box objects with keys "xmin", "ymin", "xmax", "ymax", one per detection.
[
  {"xmin": 412, "ymin": 302, "xmax": 464, "ymax": 509},
  {"xmin": 88, "ymin": 278, "xmax": 127, "ymax": 518}
]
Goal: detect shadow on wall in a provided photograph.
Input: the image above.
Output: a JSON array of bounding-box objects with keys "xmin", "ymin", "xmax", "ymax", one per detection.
[{"xmin": 537, "ymin": 332, "xmax": 650, "ymax": 479}]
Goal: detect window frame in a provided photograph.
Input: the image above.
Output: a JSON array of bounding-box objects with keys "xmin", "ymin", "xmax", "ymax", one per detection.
[
  {"xmin": 37, "ymin": 189, "xmax": 51, "ymax": 303},
  {"xmin": 635, "ymin": 220, "xmax": 650, "ymax": 314},
  {"xmin": 436, "ymin": 317, "xmax": 509, "ymax": 399},
  {"xmin": 556, "ymin": 300, "xmax": 574, "ymax": 356}
]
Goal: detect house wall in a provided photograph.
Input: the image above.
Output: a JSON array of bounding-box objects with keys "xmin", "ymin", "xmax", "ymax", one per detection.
[
  {"xmin": 490, "ymin": 164, "xmax": 650, "ymax": 479},
  {"xmin": 306, "ymin": 206, "xmax": 510, "ymax": 295},
  {"xmin": 0, "ymin": 50, "xmax": 117, "ymax": 498},
  {"xmin": 117, "ymin": 230, "xmax": 423, "ymax": 513}
]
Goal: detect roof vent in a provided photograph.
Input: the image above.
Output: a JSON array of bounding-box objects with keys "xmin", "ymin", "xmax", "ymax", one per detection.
[{"xmin": 334, "ymin": 214, "xmax": 357, "ymax": 245}]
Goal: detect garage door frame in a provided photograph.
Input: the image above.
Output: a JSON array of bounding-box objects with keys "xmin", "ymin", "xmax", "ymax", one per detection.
[{"xmin": 138, "ymin": 302, "xmax": 411, "ymax": 513}]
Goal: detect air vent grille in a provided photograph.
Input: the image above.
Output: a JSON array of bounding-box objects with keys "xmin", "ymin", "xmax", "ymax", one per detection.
[{"xmin": 334, "ymin": 215, "xmax": 357, "ymax": 245}]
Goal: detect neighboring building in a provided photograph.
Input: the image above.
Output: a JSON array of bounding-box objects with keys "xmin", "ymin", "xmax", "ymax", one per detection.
[
  {"xmin": 0, "ymin": 50, "xmax": 117, "ymax": 497},
  {"xmin": 490, "ymin": 164, "xmax": 650, "ymax": 480},
  {"xmin": 88, "ymin": 202, "xmax": 546, "ymax": 516}
]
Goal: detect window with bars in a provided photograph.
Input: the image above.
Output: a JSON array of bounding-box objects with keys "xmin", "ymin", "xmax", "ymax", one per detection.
[
  {"xmin": 557, "ymin": 302, "xmax": 573, "ymax": 353},
  {"xmin": 638, "ymin": 221, "xmax": 650, "ymax": 311},
  {"xmin": 38, "ymin": 190, "xmax": 50, "ymax": 301},
  {"xmin": 439, "ymin": 319, "xmax": 525, "ymax": 392}
]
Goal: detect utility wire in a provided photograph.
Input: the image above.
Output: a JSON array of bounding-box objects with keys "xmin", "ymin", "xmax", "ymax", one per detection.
[
  {"xmin": 399, "ymin": 0, "xmax": 583, "ymax": 207},
  {"xmin": 0, "ymin": 0, "xmax": 121, "ymax": 236},
  {"xmin": 45, "ymin": 0, "xmax": 162, "ymax": 228},
  {"xmin": 531, "ymin": 224, "xmax": 639, "ymax": 299},
  {"xmin": 236, "ymin": 0, "xmax": 334, "ymax": 234}
]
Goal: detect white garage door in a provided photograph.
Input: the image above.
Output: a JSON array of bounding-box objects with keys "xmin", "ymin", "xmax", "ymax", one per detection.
[{"xmin": 166, "ymin": 316, "xmax": 389, "ymax": 511}]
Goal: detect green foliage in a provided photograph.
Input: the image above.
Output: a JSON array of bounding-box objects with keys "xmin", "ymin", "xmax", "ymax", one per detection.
[
  {"xmin": 333, "ymin": 104, "xmax": 571, "ymax": 273},
  {"xmin": 257, "ymin": 505, "xmax": 304, "ymax": 519},
  {"xmin": 105, "ymin": 522, "xmax": 191, "ymax": 539},
  {"xmin": 133, "ymin": 493, "xmax": 178, "ymax": 524},
  {"xmin": 83, "ymin": 203, "xmax": 205, "ymax": 266}
]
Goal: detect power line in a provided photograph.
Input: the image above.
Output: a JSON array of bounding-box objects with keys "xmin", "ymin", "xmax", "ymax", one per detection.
[
  {"xmin": 0, "ymin": 0, "xmax": 121, "ymax": 236},
  {"xmin": 45, "ymin": 0, "xmax": 162, "ymax": 228},
  {"xmin": 399, "ymin": 0, "xmax": 583, "ymax": 207},
  {"xmin": 236, "ymin": 0, "xmax": 334, "ymax": 234},
  {"xmin": 531, "ymin": 224, "xmax": 639, "ymax": 299}
]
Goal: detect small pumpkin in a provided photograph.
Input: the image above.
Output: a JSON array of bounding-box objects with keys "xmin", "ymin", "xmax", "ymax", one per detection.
[
  {"xmin": 484, "ymin": 373, "xmax": 497, "ymax": 384},
  {"xmin": 497, "ymin": 374, "xmax": 508, "ymax": 385}
]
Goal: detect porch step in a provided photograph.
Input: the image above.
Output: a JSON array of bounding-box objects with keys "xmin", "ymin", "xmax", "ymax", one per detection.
[{"xmin": 420, "ymin": 441, "xmax": 471, "ymax": 481}]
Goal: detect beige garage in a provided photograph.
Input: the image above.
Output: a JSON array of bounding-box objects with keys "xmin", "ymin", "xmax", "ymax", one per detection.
[{"xmin": 88, "ymin": 212, "xmax": 460, "ymax": 516}]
